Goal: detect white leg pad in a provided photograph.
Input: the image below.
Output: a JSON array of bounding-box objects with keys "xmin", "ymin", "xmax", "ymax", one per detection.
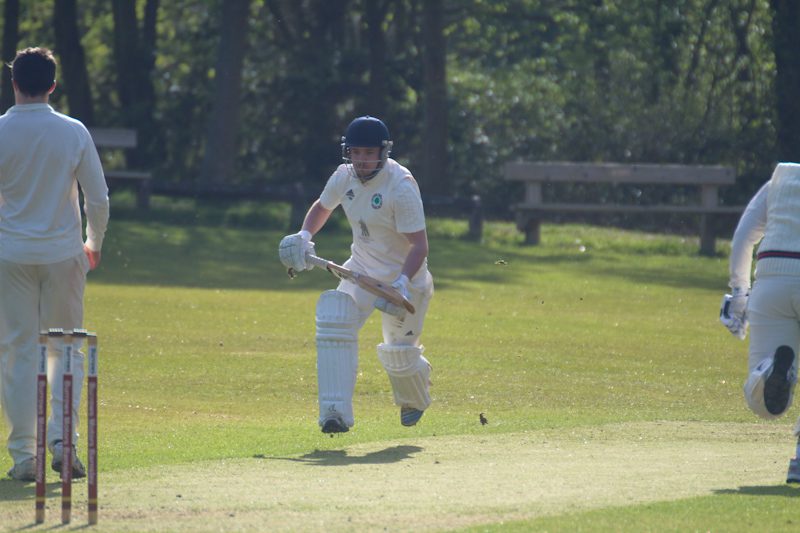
[
  {"xmin": 744, "ymin": 354, "xmax": 796, "ymax": 420},
  {"xmin": 316, "ymin": 290, "xmax": 359, "ymax": 427},
  {"xmin": 377, "ymin": 343, "xmax": 431, "ymax": 410}
]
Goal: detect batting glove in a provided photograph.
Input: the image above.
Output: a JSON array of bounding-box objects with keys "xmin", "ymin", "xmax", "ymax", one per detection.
[
  {"xmin": 278, "ymin": 230, "xmax": 316, "ymax": 272},
  {"xmin": 374, "ymin": 274, "xmax": 410, "ymax": 319},
  {"xmin": 719, "ymin": 287, "xmax": 749, "ymax": 340}
]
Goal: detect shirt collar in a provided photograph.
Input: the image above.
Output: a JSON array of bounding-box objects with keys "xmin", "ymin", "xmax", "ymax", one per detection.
[{"xmin": 7, "ymin": 103, "xmax": 53, "ymax": 113}]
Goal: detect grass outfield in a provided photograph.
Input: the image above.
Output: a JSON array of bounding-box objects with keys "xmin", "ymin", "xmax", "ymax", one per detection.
[{"xmin": 1, "ymin": 200, "xmax": 799, "ymax": 531}]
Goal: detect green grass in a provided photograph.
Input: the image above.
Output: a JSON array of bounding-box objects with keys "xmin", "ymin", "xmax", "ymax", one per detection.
[{"xmin": 1, "ymin": 197, "xmax": 793, "ymax": 531}]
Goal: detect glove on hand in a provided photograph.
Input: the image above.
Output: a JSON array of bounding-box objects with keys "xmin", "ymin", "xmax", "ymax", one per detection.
[
  {"xmin": 374, "ymin": 274, "xmax": 410, "ymax": 320},
  {"xmin": 278, "ymin": 230, "xmax": 316, "ymax": 272},
  {"xmin": 719, "ymin": 288, "xmax": 749, "ymax": 340}
]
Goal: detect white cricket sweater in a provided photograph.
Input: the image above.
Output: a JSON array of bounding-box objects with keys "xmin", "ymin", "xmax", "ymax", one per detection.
[
  {"xmin": 729, "ymin": 163, "xmax": 800, "ymax": 288},
  {"xmin": 0, "ymin": 104, "xmax": 109, "ymax": 264},
  {"xmin": 756, "ymin": 163, "xmax": 800, "ymax": 278},
  {"xmin": 319, "ymin": 158, "xmax": 429, "ymax": 285}
]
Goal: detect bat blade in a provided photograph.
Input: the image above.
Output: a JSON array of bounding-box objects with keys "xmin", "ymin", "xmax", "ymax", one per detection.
[{"xmin": 306, "ymin": 254, "xmax": 415, "ymax": 314}]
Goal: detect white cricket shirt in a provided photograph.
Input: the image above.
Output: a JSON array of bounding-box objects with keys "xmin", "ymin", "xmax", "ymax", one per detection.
[
  {"xmin": 730, "ymin": 163, "xmax": 800, "ymax": 288},
  {"xmin": 319, "ymin": 158, "xmax": 429, "ymax": 283},
  {"xmin": 0, "ymin": 104, "xmax": 109, "ymax": 264}
]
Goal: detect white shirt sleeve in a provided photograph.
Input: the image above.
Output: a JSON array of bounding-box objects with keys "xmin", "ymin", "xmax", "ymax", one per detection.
[
  {"xmin": 319, "ymin": 166, "xmax": 348, "ymax": 210},
  {"xmin": 75, "ymin": 130, "xmax": 109, "ymax": 251},
  {"xmin": 729, "ymin": 181, "xmax": 768, "ymax": 290},
  {"xmin": 393, "ymin": 176, "xmax": 426, "ymax": 234}
]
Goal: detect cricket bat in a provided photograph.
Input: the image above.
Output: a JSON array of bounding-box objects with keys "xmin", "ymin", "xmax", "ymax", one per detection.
[{"xmin": 289, "ymin": 254, "xmax": 415, "ymax": 314}]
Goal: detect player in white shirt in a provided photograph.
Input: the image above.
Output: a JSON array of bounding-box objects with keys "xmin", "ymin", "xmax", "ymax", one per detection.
[
  {"xmin": 721, "ymin": 162, "xmax": 800, "ymax": 483},
  {"xmin": 279, "ymin": 116, "xmax": 434, "ymax": 434},
  {"xmin": 0, "ymin": 48, "xmax": 109, "ymax": 481}
]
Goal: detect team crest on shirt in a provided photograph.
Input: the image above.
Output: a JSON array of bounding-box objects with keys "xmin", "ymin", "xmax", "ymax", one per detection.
[
  {"xmin": 371, "ymin": 193, "xmax": 383, "ymax": 209},
  {"xmin": 345, "ymin": 189, "xmax": 355, "ymax": 200}
]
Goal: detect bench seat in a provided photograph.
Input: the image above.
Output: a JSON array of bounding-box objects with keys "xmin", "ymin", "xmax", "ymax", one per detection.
[
  {"xmin": 504, "ymin": 161, "xmax": 744, "ymax": 255},
  {"xmin": 89, "ymin": 128, "xmax": 152, "ymax": 208}
]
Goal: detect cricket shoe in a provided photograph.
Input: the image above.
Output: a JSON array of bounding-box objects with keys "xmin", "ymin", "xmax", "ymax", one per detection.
[
  {"xmin": 49, "ymin": 440, "xmax": 87, "ymax": 479},
  {"xmin": 6, "ymin": 457, "xmax": 36, "ymax": 482},
  {"xmin": 787, "ymin": 458, "xmax": 800, "ymax": 484},
  {"xmin": 321, "ymin": 416, "xmax": 349, "ymax": 434},
  {"xmin": 764, "ymin": 346, "xmax": 796, "ymax": 416},
  {"xmin": 401, "ymin": 407, "xmax": 424, "ymax": 427}
]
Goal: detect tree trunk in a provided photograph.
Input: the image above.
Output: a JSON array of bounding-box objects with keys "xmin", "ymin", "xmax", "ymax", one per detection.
[
  {"xmin": 111, "ymin": 0, "xmax": 139, "ymax": 116},
  {"xmin": 200, "ymin": 0, "xmax": 251, "ymax": 185},
  {"xmin": 1, "ymin": 0, "xmax": 20, "ymax": 113},
  {"xmin": 53, "ymin": 0, "xmax": 94, "ymax": 124},
  {"xmin": 366, "ymin": 0, "xmax": 388, "ymax": 116},
  {"xmin": 771, "ymin": 0, "xmax": 800, "ymax": 160},
  {"xmin": 421, "ymin": 0, "xmax": 448, "ymax": 195},
  {"xmin": 111, "ymin": 0, "xmax": 159, "ymax": 167}
]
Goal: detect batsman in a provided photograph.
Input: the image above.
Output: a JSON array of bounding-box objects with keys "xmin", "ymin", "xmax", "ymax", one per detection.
[{"xmin": 279, "ymin": 116, "xmax": 434, "ymax": 434}]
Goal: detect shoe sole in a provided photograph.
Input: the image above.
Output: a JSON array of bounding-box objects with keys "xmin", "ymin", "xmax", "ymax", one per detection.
[
  {"xmin": 765, "ymin": 346, "xmax": 795, "ymax": 415},
  {"xmin": 401, "ymin": 409, "xmax": 424, "ymax": 427},
  {"xmin": 321, "ymin": 419, "xmax": 349, "ymax": 434},
  {"xmin": 787, "ymin": 458, "xmax": 800, "ymax": 484}
]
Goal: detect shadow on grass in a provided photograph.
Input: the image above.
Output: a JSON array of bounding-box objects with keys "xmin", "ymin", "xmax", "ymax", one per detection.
[
  {"xmin": 87, "ymin": 208, "xmax": 724, "ymax": 293},
  {"xmin": 90, "ymin": 218, "xmax": 520, "ymax": 292},
  {"xmin": 260, "ymin": 445, "xmax": 423, "ymax": 466},
  {"xmin": 713, "ymin": 485, "xmax": 800, "ymax": 497},
  {"xmin": 0, "ymin": 478, "xmax": 61, "ymax": 503}
]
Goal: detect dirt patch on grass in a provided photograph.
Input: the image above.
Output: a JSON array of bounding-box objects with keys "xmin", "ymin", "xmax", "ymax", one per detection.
[{"xmin": 0, "ymin": 421, "xmax": 792, "ymax": 532}]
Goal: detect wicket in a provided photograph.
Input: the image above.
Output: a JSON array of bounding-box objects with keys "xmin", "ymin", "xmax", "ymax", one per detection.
[{"xmin": 34, "ymin": 328, "xmax": 99, "ymax": 526}]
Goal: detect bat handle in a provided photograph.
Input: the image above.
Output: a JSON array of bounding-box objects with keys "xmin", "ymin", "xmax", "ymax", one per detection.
[{"xmin": 305, "ymin": 253, "xmax": 328, "ymax": 270}]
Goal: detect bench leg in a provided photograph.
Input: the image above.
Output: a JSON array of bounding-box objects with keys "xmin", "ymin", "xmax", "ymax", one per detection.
[
  {"xmin": 699, "ymin": 214, "xmax": 715, "ymax": 256},
  {"xmin": 467, "ymin": 196, "xmax": 483, "ymax": 241},
  {"xmin": 516, "ymin": 214, "xmax": 541, "ymax": 245},
  {"xmin": 136, "ymin": 181, "xmax": 151, "ymax": 209}
]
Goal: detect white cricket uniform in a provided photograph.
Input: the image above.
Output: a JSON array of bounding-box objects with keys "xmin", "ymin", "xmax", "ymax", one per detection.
[
  {"xmin": 319, "ymin": 158, "xmax": 434, "ymax": 344},
  {"xmin": 314, "ymin": 158, "xmax": 434, "ymax": 427},
  {"xmin": 0, "ymin": 103, "xmax": 109, "ymax": 464},
  {"xmin": 729, "ymin": 163, "xmax": 800, "ymax": 418}
]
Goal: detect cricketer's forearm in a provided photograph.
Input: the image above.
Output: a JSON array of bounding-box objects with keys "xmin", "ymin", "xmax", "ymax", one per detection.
[
  {"xmin": 301, "ymin": 200, "xmax": 332, "ymax": 237},
  {"xmin": 400, "ymin": 229, "xmax": 429, "ymax": 280}
]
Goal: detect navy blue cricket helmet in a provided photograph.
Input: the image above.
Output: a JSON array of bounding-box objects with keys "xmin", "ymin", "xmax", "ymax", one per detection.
[{"xmin": 341, "ymin": 116, "xmax": 393, "ymax": 181}]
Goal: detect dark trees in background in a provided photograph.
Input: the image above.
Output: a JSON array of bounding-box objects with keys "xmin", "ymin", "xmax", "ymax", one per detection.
[
  {"xmin": 3, "ymin": 0, "xmax": 784, "ymax": 211},
  {"xmin": 200, "ymin": 0, "xmax": 251, "ymax": 185},
  {"xmin": 771, "ymin": 0, "xmax": 800, "ymax": 161},
  {"xmin": 1, "ymin": 0, "xmax": 20, "ymax": 113},
  {"xmin": 53, "ymin": 0, "xmax": 94, "ymax": 124},
  {"xmin": 265, "ymin": 0, "xmax": 351, "ymax": 184},
  {"xmin": 421, "ymin": 0, "xmax": 448, "ymax": 195},
  {"xmin": 111, "ymin": 0, "xmax": 159, "ymax": 166},
  {"xmin": 365, "ymin": 0, "xmax": 389, "ymax": 117}
]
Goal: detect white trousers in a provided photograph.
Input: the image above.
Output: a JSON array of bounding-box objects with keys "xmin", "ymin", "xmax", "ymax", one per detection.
[
  {"xmin": 744, "ymin": 275, "xmax": 800, "ymax": 418},
  {"xmin": 335, "ymin": 270, "xmax": 434, "ymax": 347},
  {"xmin": 321, "ymin": 272, "xmax": 433, "ymax": 422},
  {"xmin": 0, "ymin": 253, "xmax": 88, "ymax": 464}
]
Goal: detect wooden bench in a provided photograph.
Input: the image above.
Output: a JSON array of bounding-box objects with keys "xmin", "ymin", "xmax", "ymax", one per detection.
[
  {"xmin": 88, "ymin": 128, "xmax": 152, "ymax": 209},
  {"xmin": 503, "ymin": 161, "xmax": 742, "ymax": 255}
]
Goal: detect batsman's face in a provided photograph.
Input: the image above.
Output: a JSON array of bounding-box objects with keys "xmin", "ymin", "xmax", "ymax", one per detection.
[{"xmin": 349, "ymin": 147, "xmax": 382, "ymax": 178}]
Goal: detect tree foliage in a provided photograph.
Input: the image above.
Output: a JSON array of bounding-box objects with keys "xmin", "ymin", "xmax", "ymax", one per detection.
[{"xmin": 0, "ymin": 0, "xmax": 790, "ymax": 212}]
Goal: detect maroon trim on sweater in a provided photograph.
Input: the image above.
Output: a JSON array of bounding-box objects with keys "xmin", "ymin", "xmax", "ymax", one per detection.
[{"xmin": 757, "ymin": 250, "xmax": 800, "ymax": 260}]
